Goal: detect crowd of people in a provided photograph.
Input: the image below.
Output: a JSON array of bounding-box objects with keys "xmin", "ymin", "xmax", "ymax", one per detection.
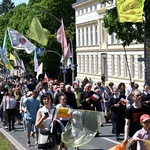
[{"xmin": 0, "ymin": 76, "xmax": 149, "ymax": 150}]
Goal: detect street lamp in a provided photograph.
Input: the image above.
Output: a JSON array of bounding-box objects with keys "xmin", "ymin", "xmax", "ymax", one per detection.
[{"xmin": 32, "ymin": 9, "xmax": 75, "ymax": 85}]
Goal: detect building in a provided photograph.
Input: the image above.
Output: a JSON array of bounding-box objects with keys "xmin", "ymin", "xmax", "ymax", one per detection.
[{"xmin": 72, "ymin": 0, "xmax": 147, "ymax": 88}]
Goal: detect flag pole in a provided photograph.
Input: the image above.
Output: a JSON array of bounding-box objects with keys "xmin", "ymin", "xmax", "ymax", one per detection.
[{"xmin": 32, "ymin": 9, "xmax": 75, "ymax": 85}]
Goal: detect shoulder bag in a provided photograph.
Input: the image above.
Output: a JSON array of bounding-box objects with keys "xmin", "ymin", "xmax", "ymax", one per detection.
[{"xmin": 38, "ymin": 107, "xmax": 56, "ymax": 149}]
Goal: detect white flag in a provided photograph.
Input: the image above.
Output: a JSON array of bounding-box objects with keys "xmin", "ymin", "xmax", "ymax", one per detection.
[
  {"xmin": 7, "ymin": 27, "xmax": 36, "ymax": 54},
  {"xmin": 36, "ymin": 62, "xmax": 43, "ymax": 79}
]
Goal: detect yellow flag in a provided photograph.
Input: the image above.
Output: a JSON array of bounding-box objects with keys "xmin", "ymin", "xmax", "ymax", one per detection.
[
  {"xmin": 9, "ymin": 53, "xmax": 14, "ymax": 61},
  {"xmin": 5, "ymin": 62, "xmax": 13, "ymax": 71},
  {"xmin": 143, "ymin": 140, "xmax": 150, "ymax": 150},
  {"xmin": 116, "ymin": 0, "xmax": 145, "ymax": 22},
  {"xmin": 28, "ymin": 17, "xmax": 48, "ymax": 46}
]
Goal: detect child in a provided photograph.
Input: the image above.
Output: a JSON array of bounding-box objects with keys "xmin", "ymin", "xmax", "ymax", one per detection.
[{"xmin": 130, "ymin": 114, "xmax": 150, "ymax": 150}]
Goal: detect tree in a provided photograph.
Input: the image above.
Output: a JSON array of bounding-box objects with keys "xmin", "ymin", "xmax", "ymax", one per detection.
[
  {"xmin": 0, "ymin": 0, "xmax": 15, "ymax": 15},
  {"xmin": 0, "ymin": 0, "xmax": 76, "ymax": 81},
  {"xmin": 100, "ymin": 0, "xmax": 150, "ymax": 47}
]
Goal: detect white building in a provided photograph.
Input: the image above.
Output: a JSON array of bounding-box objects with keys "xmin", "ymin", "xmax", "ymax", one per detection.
[{"xmin": 72, "ymin": 0, "xmax": 146, "ymax": 88}]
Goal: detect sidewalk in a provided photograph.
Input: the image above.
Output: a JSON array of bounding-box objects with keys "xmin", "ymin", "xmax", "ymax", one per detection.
[{"xmin": 0, "ymin": 121, "xmax": 36, "ymax": 150}]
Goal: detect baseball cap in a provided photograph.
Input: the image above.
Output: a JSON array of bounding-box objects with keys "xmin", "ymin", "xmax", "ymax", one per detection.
[{"xmin": 140, "ymin": 114, "xmax": 150, "ymax": 123}]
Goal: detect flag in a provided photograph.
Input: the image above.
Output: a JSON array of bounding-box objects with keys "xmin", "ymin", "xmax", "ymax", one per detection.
[
  {"xmin": 143, "ymin": 140, "xmax": 150, "ymax": 150},
  {"xmin": 2, "ymin": 30, "xmax": 7, "ymax": 55},
  {"xmin": 91, "ymin": 94, "xmax": 100, "ymax": 101},
  {"xmin": 14, "ymin": 50, "xmax": 21, "ymax": 67},
  {"xmin": 20, "ymin": 60, "xmax": 26, "ymax": 72},
  {"xmin": 57, "ymin": 19, "xmax": 68, "ymax": 55},
  {"xmin": 57, "ymin": 108, "xmax": 70, "ymax": 119},
  {"xmin": 9, "ymin": 53, "xmax": 14, "ymax": 61},
  {"xmin": 64, "ymin": 43, "xmax": 72, "ymax": 60},
  {"xmin": 43, "ymin": 73, "xmax": 48, "ymax": 82},
  {"xmin": 36, "ymin": 47, "xmax": 44, "ymax": 56},
  {"xmin": 36, "ymin": 62, "xmax": 43, "ymax": 79},
  {"xmin": 116, "ymin": 0, "xmax": 145, "ymax": 22},
  {"xmin": 7, "ymin": 27, "xmax": 36, "ymax": 54},
  {"xmin": 61, "ymin": 110, "xmax": 101, "ymax": 147},
  {"xmin": 108, "ymin": 141, "xmax": 126, "ymax": 150},
  {"xmin": 0, "ymin": 46, "xmax": 8, "ymax": 64},
  {"xmin": 0, "ymin": 31, "xmax": 8, "ymax": 64},
  {"xmin": 119, "ymin": 98, "xmax": 128, "ymax": 105},
  {"xmin": 34, "ymin": 50, "xmax": 38, "ymax": 72},
  {"xmin": 28, "ymin": 17, "xmax": 48, "ymax": 46},
  {"xmin": 5, "ymin": 62, "xmax": 13, "ymax": 71}
]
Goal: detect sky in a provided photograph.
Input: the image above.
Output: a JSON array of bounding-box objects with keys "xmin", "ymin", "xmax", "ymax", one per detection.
[{"xmin": 0, "ymin": 0, "xmax": 28, "ymax": 6}]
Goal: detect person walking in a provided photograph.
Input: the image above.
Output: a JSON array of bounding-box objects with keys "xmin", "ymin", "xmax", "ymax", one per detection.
[
  {"xmin": 56, "ymin": 94, "xmax": 70, "ymax": 150},
  {"xmin": 22, "ymin": 90, "xmax": 40, "ymax": 147},
  {"xmin": 3, "ymin": 89, "xmax": 16, "ymax": 131},
  {"xmin": 124, "ymin": 89, "xmax": 150, "ymax": 150},
  {"xmin": 80, "ymin": 83, "xmax": 95, "ymax": 110},
  {"xmin": 36, "ymin": 93, "xmax": 59, "ymax": 150},
  {"xmin": 129, "ymin": 114, "xmax": 150, "ymax": 150},
  {"xmin": 108, "ymin": 87, "xmax": 126, "ymax": 140}
]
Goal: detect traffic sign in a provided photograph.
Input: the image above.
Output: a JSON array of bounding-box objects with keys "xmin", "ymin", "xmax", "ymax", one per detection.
[{"xmin": 137, "ymin": 58, "xmax": 150, "ymax": 62}]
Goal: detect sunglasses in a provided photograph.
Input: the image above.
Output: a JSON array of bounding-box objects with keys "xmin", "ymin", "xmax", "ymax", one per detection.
[{"xmin": 134, "ymin": 94, "xmax": 142, "ymax": 97}]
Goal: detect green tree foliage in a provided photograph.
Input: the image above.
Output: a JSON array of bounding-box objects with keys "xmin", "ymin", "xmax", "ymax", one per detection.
[
  {"xmin": 0, "ymin": 0, "xmax": 15, "ymax": 15},
  {"xmin": 0, "ymin": 0, "xmax": 76, "ymax": 78},
  {"xmin": 100, "ymin": 0, "xmax": 150, "ymax": 46}
]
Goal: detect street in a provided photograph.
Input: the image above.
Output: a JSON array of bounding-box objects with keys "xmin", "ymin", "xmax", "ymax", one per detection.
[{"xmin": 0, "ymin": 121, "xmax": 123, "ymax": 150}]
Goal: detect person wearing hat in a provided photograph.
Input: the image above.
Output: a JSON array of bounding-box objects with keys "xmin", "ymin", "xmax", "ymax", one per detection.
[
  {"xmin": 124, "ymin": 89, "xmax": 150, "ymax": 150},
  {"xmin": 130, "ymin": 114, "xmax": 150, "ymax": 150}
]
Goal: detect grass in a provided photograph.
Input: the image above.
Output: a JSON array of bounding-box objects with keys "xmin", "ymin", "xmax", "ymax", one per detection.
[{"xmin": 0, "ymin": 132, "xmax": 16, "ymax": 150}]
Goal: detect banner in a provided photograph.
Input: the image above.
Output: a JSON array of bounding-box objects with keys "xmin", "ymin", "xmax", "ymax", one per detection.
[
  {"xmin": 28, "ymin": 17, "xmax": 48, "ymax": 46},
  {"xmin": 7, "ymin": 27, "xmax": 36, "ymax": 54},
  {"xmin": 116, "ymin": 0, "xmax": 145, "ymax": 22}
]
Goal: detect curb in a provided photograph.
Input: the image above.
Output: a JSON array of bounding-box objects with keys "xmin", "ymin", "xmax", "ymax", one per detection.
[{"xmin": 0, "ymin": 127, "xmax": 26, "ymax": 150}]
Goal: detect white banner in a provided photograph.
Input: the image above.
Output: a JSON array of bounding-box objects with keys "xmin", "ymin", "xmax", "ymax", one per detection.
[{"xmin": 7, "ymin": 27, "xmax": 36, "ymax": 54}]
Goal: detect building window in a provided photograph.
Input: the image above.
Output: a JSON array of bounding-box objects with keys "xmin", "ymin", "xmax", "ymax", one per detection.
[
  {"xmin": 95, "ymin": 55, "xmax": 98, "ymax": 74},
  {"xmin": 123, "ymin": 55, "xmax": 127, "ymax": 77},
  {"xmin": 130, "ymin": 55, "xmax": 135, "ymax": 78},
  {"xmin": 82, "ymin": 28, "xmax": 84, "ymax": 46},
  {"xmin": 90, "ymin": 26, "xmax": 93, "ymax": 45},
  {"xmin": 78, "ymin": 55, "xmax": 81, "ymax": 72},
  {"xmin": 83, "ymin": 55, "xmax": 85, "ymax": 72},
  {"xmin": 78, "ymin": 28, "xmax": 81, "ymax": 46},
  {"xmin": 91, "ymin": 55, "xmax": 94, "ymax": 73},
  {"xmin": 86, "ymin": 27, "xmax": 89, "ymax": 46},
  {"xmin": 138, "ymin": 55, "xmax": 142, "ymax": 79},
  {"xmin": 102, "ymin": 23, "xmax": 106, "ymax": 43},
  {"xmin": 95, "ymin": 25, "xmax": 98, "ymax": 45},
  {"xmin": 86, "ymin": 55, "xmax": 89, "ymax": 73},
  {"xmin": 111, "ymin": 55, "xmax": 115, "ymax": 75},
  {"xmin": 117, "ymin": 55, "xmax": 121, "ymax": 76}
]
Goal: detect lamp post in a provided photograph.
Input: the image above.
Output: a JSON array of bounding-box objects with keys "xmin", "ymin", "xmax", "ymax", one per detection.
[{"xmin": 32, "ymin": 9, "xmax": 75, "ymax": 85}]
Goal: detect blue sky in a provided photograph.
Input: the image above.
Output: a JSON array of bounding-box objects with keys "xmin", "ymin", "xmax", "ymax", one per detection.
[{"xmin": 0, "ymin": 0, "xmax": 28, "ymax": 6}]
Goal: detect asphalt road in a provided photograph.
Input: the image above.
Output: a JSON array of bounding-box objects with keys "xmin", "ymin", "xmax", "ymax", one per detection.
[{"xmin": 0, "ymin": 120, "xmax": 123, "ymax": 150}]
